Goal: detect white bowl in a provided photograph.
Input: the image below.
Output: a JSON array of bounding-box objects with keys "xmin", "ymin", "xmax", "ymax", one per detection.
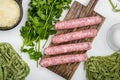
[{"xmin": 107, "ymin": 23, "xmax": 120, "ymax": 51}]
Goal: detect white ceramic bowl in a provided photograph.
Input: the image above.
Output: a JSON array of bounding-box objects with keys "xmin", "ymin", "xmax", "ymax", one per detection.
[{"xmin": 107, "ymin": 23, "xmax": 120, "ymax": 51}]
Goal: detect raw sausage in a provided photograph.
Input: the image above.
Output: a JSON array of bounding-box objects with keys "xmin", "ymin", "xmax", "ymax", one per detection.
[
  {"xmin": 40, "ymin": 53, "xmax": 87, "ymax": 67},
  {"xmin": 52, "ymin": 29, "xmax": 97, "ymax": 44},
  {"xmin": 55, "ymin": 16, "xmax": 102, "ymax": 30},
  {"xmin": 40, "ymin": 54, "xmax": 87, "ymax": 67},
  {"xmin": 44, "ymin": 42, "xmax": 91, "ymax": 55}
]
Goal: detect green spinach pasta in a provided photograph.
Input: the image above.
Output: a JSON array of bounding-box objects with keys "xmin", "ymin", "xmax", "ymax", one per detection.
[
  {"xmin": 0, "ymin": 42, "xmax": 30, "ymax": 80},
  {"xmin": 85, "ymin": 51, "xmax": 120, "ymax": 80}
]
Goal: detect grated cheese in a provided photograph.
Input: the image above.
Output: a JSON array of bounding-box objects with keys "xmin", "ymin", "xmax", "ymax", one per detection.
[{"xmin": 0, "ymin": 0, "xmax": 20, "ymax": 28}]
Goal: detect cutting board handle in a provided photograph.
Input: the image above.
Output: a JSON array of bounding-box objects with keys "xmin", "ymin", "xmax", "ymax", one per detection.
[{"xmin": 86, "ymin": 0, "xmax": 99, "ymax": 9}]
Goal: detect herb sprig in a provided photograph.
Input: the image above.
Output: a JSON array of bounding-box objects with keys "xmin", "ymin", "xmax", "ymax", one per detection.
[
  {"xmin": 20, "ymin": 0, "xmax": 72, "ymax": 65},
  {"xmin": 109, "ymin": 0, "xmax": 120, "ymax": 12}
]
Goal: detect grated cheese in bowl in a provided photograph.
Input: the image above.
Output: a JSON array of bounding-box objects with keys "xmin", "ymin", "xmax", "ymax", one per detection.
[{"xmin": 0, "ymin": 0, "xmax": 20, "ymax": 28}]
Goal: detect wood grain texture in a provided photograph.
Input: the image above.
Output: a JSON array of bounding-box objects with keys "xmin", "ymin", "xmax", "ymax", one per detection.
[{"xmin": 43, "ymin": 0, "xmax": 105, "ymax": 80}]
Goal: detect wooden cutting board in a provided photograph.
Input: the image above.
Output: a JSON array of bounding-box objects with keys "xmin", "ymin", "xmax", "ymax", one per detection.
[{"xmin": 43, "ymin": 0, "xmax": 105, "ymax": 80}]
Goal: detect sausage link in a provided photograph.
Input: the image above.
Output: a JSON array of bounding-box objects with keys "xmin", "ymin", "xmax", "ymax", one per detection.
[
  {"xmin": 40, "ymin": 53, "xmax": 87, "ymax": 67},
  {"xmin": 55, "ymin": 16, "xmax": 102, "ymax": 30},
  {"xmin": 44, "ymin": 42, "xmax": 91, "ymax": 55},
  {"xmin": 52, "ymin": 29, "xmax": 97, "ymax": 44}
]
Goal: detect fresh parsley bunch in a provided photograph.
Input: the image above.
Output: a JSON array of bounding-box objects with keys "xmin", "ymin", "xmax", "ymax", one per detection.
[{"xmin": 20, "ymin": 0, "xmax": 72, "ymax": 65}]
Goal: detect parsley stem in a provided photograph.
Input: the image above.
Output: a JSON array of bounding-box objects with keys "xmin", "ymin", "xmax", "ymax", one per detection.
[
  {"xmin": 42, "ymin": 0, "xmax": 56, "ymax": 49},
  {"xmin": 109, "ymin": 0, "xmax": 115, "ymax": 8},
  {"xmin": 43, "ymin": 0, "xmax": 57, "ymax": 39},
  {"xmin": 109, "ymin": 0, "xmax": 120, "ymax": 12},
  {"xmin": 37, "ymin": 60, "xmax": 38, "ymax": 67},
  {"xmin": 42, "ymin": 38, "xmax": 48, "ymax": 48},
  {"xmin": 37, "ymin": 41, "xmax": 40, "ymax": 52},
  {"xmin": 114, "ymin": 9, "xmax": 120, "ymax": 12},
  {"xmin": 21, "ymin": 40, "xmax": 25, "ymax": 52},
  {"xmin": 36, "ymin": 41, "xmax": 40, "ymax": 67},
  {"xmin": 46, "ymin": 0, "xmax": 48, "ymax": 16}
]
